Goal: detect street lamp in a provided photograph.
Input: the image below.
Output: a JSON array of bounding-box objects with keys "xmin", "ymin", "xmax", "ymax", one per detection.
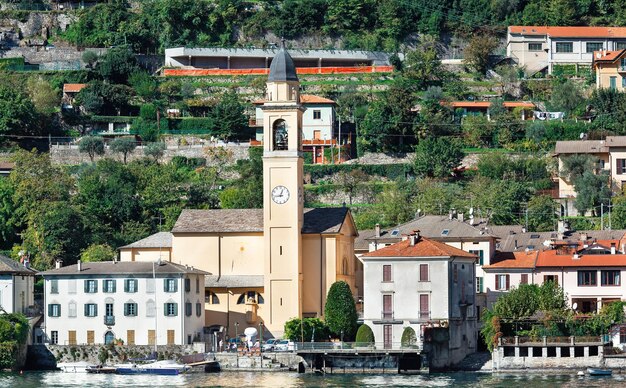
[
  {"xmin": 259, "ymin": 321, "xmax": 264, "ymax": 356},
  {"xmin": 235, "ymin": 322, "xmax": 239, "ymax": 348},
  {"xmin": 340, "ymin": 330, "xmax": 344, "ymax": 350}
]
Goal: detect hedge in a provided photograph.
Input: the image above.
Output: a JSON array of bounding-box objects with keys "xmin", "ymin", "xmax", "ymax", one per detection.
[
  {"xmin": 171, "ymin": 156, "xmax": 206, "ymax": 169},
  {"xmin": 304, "ymin": 163, "xmax": 410, "ymax": 181},
  {"xmin": 168, "ymin": 117, "xmax": 215, "ymax": 133}
]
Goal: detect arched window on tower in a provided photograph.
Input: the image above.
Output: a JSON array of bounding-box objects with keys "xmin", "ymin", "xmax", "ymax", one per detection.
[{"xmin": 273, "ymin": 119, "xmax": 288, "ymax": 150}]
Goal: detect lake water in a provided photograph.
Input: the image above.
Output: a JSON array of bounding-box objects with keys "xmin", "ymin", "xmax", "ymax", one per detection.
[{"xmin": 2, "ymin": 370, "xmax": 626, "ymax": 387}]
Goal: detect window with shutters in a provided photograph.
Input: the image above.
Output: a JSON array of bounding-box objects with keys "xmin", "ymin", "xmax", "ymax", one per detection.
[
  {"xmin": 48, "ymin": 304, "xmax": 61, "ymax": 317},
  {"xmin": 164, "ymin": 302, "xmax": 178, "ymax": 316},
  {"xmin": 124, "ymin": 302, "xmax": 138, "ymax": 317},
  {"xmin": 185, "ymin": 302, "xmax": 192, "ymax": 317},
  {"xmin": 618, "ymin": 159, "xmax": 626, "ymax": 175},
  {"xmin": 382, "ymin": 265, "xmax": 392, "ymax": 282},
  {"xmin": 84, "ymin": 280, "xmax": 97, "ymax": 293},
  {"xmin": 103, "ymin": 279, "xmax": 116, "ymax": 293},
  {"xmin": 543, "ymin": 275, "xmax": 558, "ymax": 285},
  {"xmin": 164, "ymin": 278, "xmax": 177, "ymax": 293},
  {"xmin": 313, "ymin": 110, "xmax": 321, "ymax": 120},
  {"xmin": 601, "ymin": 270, "xmax": 621, "ymax": 286},
  {"xmin": 469, "ymin": 250, "xmax": 484, "ymax": 265},
  {"xmin": 419, "ymin": 264, "xmax": 429, "ymax": 282},
  {"xmin": 577, "ymin": 270, "xmax": 597, "ymax": 286},
  {"xmin": 495, "ymin": 274, "xmax": 510, "ymax": 291},
  {"xmin": 50, "ymin": 279, "xmax": 59, "ymax": 294},
  {"xmin": 84, "ymin": 303, "xmax": 98, "ymax": 317},
  {"xmin": 124, "ymin": 279, "xmax": 137, "ymax": 293},
  {"xmin": 68, "ymin": 301, "xmax": 77, "ymax": 318},
  {"xmin": 476, "ymin": 277, "xmax": 484, "ymax": 293},
  {"xmin": 521, "ymin": 274, "xmax": 529, "ymax": 284},
  {"xmin": 419, "ymin": 294, "xmax": 429, "ymax": 319},
  {"xmin": 50, "ymin": 331, "xmax": 58, "ymax": 345},
  {"xmin": 382, "ymin": 294, "xmax": 393, "ymax": 319},
  {"xmin": 196, "ymin": 302, "xmax": 202, "ymax": 316}
]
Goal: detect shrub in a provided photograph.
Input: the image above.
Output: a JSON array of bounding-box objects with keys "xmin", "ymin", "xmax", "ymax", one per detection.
[
  {"xmin": 355, "ymin": 324, "xmax": 374, "ymax": 346},
  {"xmin": 324, "ymin": 281, "xmax": 358, "ymax": 340},
  {"xmin": 78, "ymin": 136, "xmax": 105, "ymax": 162},
  {"xmin": 283, "ymin": 318, "xmax": 330, "ymax": 342},
  {"xmin": 401, "ymin": 327, "xmax": 417, "ymax": 348},
  {"xmin": 144, "ymin": 142, "xmax": 166, "ymax": 162}
]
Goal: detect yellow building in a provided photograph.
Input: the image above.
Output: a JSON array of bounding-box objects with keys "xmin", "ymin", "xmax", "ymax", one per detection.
[
  {"xmin": 593, "ymin": 49, "xmax": 626, "ymax": 90},
  {"xmin": 120, "ymin": 48, "xmax": 359, "ymax": 339}
]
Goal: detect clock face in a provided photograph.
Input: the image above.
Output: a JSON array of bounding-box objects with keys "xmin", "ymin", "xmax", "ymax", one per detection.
[{"xmin": 271, "ymin": 185, "xmax": 290, "ymax": 204}]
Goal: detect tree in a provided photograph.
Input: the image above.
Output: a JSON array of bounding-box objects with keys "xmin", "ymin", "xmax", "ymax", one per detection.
[
  {"xmin": 82, "ymin": 51, "xmax": 99, "ymax": 69},
  {"xmin": 414, "ymin": 137, "xmax": 464, "ymax": 178},
  {"xmin": 220, "ymin": 147, "xmax": 263, "ymax": 209},
  {"xmin": 283, "ymin": 317, "xmax": 330, "ymax": 342},
  {"xmin": 129, "ymin": 71, "xmax": 158, "ymax": 102},
  {"xmin": 527, "ymin": 195, "xmax": 557, "ymax": 232},
  {"xmin": 324, "ymin": 281, "xmax": 358, "ymax": 340},
  {"xmin": 336, "ymin": 168, "xmax": 369, "ymax": 205},
  {"xmin": 0, "ymin": 85, "xmax": 36, "ymax": 137},
  {"xmin": 355, "ymin": 324, "xmax": 375, "ymax": 346},
  {"xmin": 464, "ymin": 34, "xmax": 499, "ymax": 74},
  {"xmin": 79, "ymin": 136, "xmax": 105, "ymax": 162},
  {"xmin": 573, "ymin": 171, "xmax": 611, "ymax": 216},
  {"xmin": 550, "ymin": 79, "xmax": 583, "ymax": 115},
  {"xmin": 402, "ymin": 39, "xmax": 449, "ymax": 90},
  {"xmin": 211, "ymin": 90, "xmax": 248, "ymax": 140},
  {"xmin": 610, "ymin": 194, "xmax": 626, "ymax": 229},
  {"xmin": 144, "ymin": 142, "xmax": 166, "ymax": 162},
  {"xmin": 26, "ymin": 77, "xmax": 59, "ymax": 116},
  {"xmin": 81, "ymin": 244, "xmax": 116, "ymax": 262},
  {"xmin": 0, "ymin": 178, "xmax": 17, "ymax": 249},
  {"xmin": 560, "ymin": 154, "xmax": 598, "ymax": 183},
  {"xmin": 96, "ymin": 47, "xmax": 138, "ymax": 84},
  {"xmin": 109, "ymin": 137, "xmax": 136, "ymax": 163},
  {"xmin": 401, "ymin": 326, "xmax": 417, "ymax": 348}
]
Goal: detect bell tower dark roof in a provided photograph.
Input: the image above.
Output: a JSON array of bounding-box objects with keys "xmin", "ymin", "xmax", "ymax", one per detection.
[{"xmin": 268, "ymin": 48, "xmax": 298, "ymax": 82}]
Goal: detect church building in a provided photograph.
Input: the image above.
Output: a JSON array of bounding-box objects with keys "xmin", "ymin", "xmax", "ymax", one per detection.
[{"xmin": 121, "ymin": 48, "xmax": 359, "ymax": 338}]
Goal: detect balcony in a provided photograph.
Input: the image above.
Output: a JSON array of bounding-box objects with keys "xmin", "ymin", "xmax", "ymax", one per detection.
[
  {"xmin": 104, "ymin": 315, "xmax": 115, "ymax": 326},
  {"xmin": 381, "ymin": 311, "xmax": 394, "ymax": 320},
  {"xmin": 419, "ymin": 311, "xmax": 431, "ymax": 320},
  {"xmin": 619, "ymin": 66, "xmax": 626, "ymax": 73}
]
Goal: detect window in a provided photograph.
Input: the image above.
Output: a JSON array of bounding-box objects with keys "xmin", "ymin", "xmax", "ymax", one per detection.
[
  {"xmin": 146, "ymin": 300, "xmax": 156, "ymax": 317},
  {"xmin": 146, "ymin": 278, "xmax": 155, "ymax": 293},
  {"xmin": 441, "ymin": 229, "xmax": 450, "ymax": 236},
  {"xmin": 164, "ymin": 278, "xmax": 177, "ymax": 293},
  {"xmin": 476, "ymin": 277, "xmax": 484, "ymax": 293},
  {"xmin": 586, "ymin": 42, "xmax": 603, "ymax": 53},
  {"xmin": 272, "ymin": 119, "xmax": 288, "ymax": 151},
  {"xmin": 68, "ymin": 301, "xmax": 77, "ymax": 318},
  {"xmin": 103, "ymin": 279, "xmax": 116, "ymax": 293},
  {"xmin": 84, "ymin": 280, "xmax": 97, "ymax": 293},
  {"xmin": 84, "ymin": 303, "xmax": 98, "ymax": 317},
  {"xmin": 601, "ymin": 270, "xmax": 621, "ymax": 286},
  {"xmin": 164, "ymin": 302, "xmax": 178, "ymax": 317},
  {"xmin": 237, "ymin": 291, "xmax": 263, "ymax": 304},
  {"xmin": 185, "ymin": 278, "xmax": 191, "ymax": 293},
  {"xmin": 50, "ymin": 279, "xmax": 59, "ymax": 294},
  {"xmin": 419, "ymin": 294, "xmax": 429, "ymax": 319},
  {"xmin": 196, "ymin": 302, "xmax": 202, "ymax": 317},
  {"xmin": 382, "ymin": 264, "xmax": 392, "ymax": 282},
  {"xmin": 622, "ymin": 77, "xmax": 626, "ymax": 88},
  {"xmin": 196, "ymin": 277, "xmax": 200, "ymax": 294},
  {"xmin": 577, "ymin": 270, "xmax": 597, "ymax": 286},
  {"xmin": 555, "ymin": 42, "xmax": 573, "ymax": 53},
  {"xmin": 205, "ymin": 291, "xmax": 219, "ymax": 304},
  {"xmin": 383, "ymin": 325, "xmax": 392, "ymax": 349},
  {"xmin": 50, "ymin": 331, "xmax": 58, "ymax": 345},
  {"xmin": 617, "ymin": 42, "xmax": 626, "ymax": 50},
  {"xmin": 543, "ymin": 275, "xmax": 558, "ymax": 285},
  {"xmin": 611, "ymin": 76, "xmax": 618, "ymax": 90},
  {"xmin": 528, "ymin": 43, "xmax": 542, "ymax": 51},
  {"xmin": 48, "ymin": 304, "xmax": 61, "ymax": 317},
  {"xmin": 521, "ymin": 274, "xmax": 529, "ymax": 285},
  {"xmin": 313, "ymin": 110, "xmax": 321, "ymax": 119},
  {"xmin": 124, "ymin": 279, "xmax": 137, "ymax": 293},
  {"xmin": 617, "ymin": 159, "xmax": 626, "ymax": 175},
  {"xmin": 495, "ymin": 274, "xmax": 510, "ymax": 291},
  {"xmin": 124, "ymin": 302, "xmax": 138, "ymax": 316},
  {"xmin": 185, "ymin": 302, "xmax": 192, "ymax": 317},
  {"xmin": 419, "ymin": 264, "xmax": 429, "ymax": 282},
  {"xmin": 470, "ymin": 250, "xmax": 484, "ymax": 265},
  {"xmin": 382, "ymin": 294, "xmax": 393, "ymax": 319}
]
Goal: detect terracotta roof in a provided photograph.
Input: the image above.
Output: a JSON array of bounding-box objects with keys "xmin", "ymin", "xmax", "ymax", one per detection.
[
  {"xmin": 592, "ymin": 50, "xmax": 626, "ymax": 64},
  {"xmin": 0, "ymin": 255, "xmax": 36, "ymax": 275},
  {"xmin": 483, "ymin": 251, "xmax": 537, "ymax": 270},
  {"xmin": 536, "ymin": 250, "xmax": 626, "ymax": 268},
  {"xmin": 63, "ymin": 83, "xmax": 87, "ymax": 93},
  {"xmin": 444, "ymin": 101, "xmax": 535, "ymax": 109},
  {"xmin": 253, "ymin": 94, "xmax": 335, "ymax": 105},
  {"xmin": 40, "ymin": 261, "xmax": 208, "ymax": 276},
  {"xmin": 205, "ymin": 275, "xmax": 264, "ymax": 288},
  {"xmin": 554, "ymin": 140, "xmax": 607, "ymax": 154},
  {"xmin": 362, "ymin": 236, "xmax": 477, "ymax": 259},
  {"xmin": 172, "ymin": 207, "xmax": 352, "ymax": 235},
  {"xmin": 509, "ymin": 26, "xmax": 626, "ymax": 38},
  {"xmin": 119, "ymin": 232, "xmax": 172, "ymax": 249}
]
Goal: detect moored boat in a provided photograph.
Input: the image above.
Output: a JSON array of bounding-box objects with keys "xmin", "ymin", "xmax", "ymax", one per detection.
[
  {"xmin": 115, "ymin": 360, "xmax": 191, "ymax": 375},
  {"xmin": 86, "ymin": 365, "xmax": 117, "ymax": 374},
  {"xmin": 58, "ymin": 361, "xmax": 94, "ymax": 373},
  {"xmin": 587, "ymin": 368, "xmax": 612, "ymax": 376}
]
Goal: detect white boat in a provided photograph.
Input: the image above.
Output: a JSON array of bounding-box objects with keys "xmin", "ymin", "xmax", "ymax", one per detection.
[
  {"xmin": 58, "ymin": 361, "xmax": 95, "ymax": 373},
  {"xmin": 115, "ymin": 360, "xmax": 191, "ymax": 375}
]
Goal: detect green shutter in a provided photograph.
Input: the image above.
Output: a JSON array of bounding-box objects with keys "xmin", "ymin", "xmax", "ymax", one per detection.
[
  {"xmin": 164, "ymin": 303, "xmax": 168, "ymax": 316},
  {"xmin": 173, "ymin": 303, "xmax": 178, "ymax": 316},
  {"xmin": 124, "ymin": 280, "xmax": 128, "ymax": 293},
  {"xmin": 84, "ymin": 304, "xmax": 89, "ymax": 316},
  {"xmin": 48, "ymin": 304, "xmax": 52, "ymax": 316},
  {"xmin": 112, "ymin": 280, "xmax": 116, "ymax": 293},
  {"xmin": 124, "ymin": 303, "xmax": 128, "ymax": 316},
  {"xmin": 173, "ymin": 281, "xmax": 178, "ymax": 292},
  {"xmin": 84, "ymin": 280, "xmax": 88, "ymax": 293},
  {"xmin": 164, "ymin": 279, "xmax": 168, "ymax": 292}
]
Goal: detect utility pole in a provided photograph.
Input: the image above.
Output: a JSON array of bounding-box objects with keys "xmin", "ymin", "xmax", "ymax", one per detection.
[
  {"xmin": 337, "ymin": 114, "xmax": 341, "ymax": 164},
  {"xmin": 525, "ymin": 208, "xmax": 528, "ymax": 231},
  {"xmin": 601, "ymin": 203, "xmax": 604, "ymax": 230}
]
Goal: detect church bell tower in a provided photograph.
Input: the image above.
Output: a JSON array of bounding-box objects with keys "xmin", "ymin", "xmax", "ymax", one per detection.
[{"xmin": 262, "ymin": 46, "xmax": 305, "ymax": 335}]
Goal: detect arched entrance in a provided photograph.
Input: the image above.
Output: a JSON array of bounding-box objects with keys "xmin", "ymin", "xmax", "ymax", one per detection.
[{"xmin": 104, "ymin": 331, "xmax": 115, "ymax": 345}]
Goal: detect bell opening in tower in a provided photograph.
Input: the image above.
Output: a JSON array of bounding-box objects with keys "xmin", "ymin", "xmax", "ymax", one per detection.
[{"xmin": 273, "ymin": 119, "xmax": 288, "ymax": 150}]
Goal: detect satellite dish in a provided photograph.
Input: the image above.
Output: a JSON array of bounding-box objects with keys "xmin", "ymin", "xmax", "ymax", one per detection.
[
  {"xmin": 579, "ymin": 132, "xmax": 587, "ymax": 140},
  {"xmin": 572, "ymin": 302, "xmax": 578, "ymax": 311}
]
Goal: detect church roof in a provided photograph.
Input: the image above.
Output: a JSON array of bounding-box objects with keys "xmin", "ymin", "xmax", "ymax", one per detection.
[
  {"xmin": 268, "ymin": 48, "xmax": 298, "ymax": 82},
  {"xmin": 172, "ymin": 208, "xmax": 351, "ymax": 235},
  {"xmin": 205, "ymin": 275, "xmax": 264, "ymax": 288},
  {"xmin": 119, "ymin": 232, "xmax": 172, "ymax": 249}
]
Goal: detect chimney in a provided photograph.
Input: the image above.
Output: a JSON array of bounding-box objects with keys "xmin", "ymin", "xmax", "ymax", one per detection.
[
  {"xmin": 611, "ymin": 242, "xmax": 616, "ymax": 255},
  {"xmin": 55, "ymin": 259, "xmax": 62, "ymax": 269},
  {"xmin": 449, "ymin": 210, "xmax": 453, "ymax": 220},
  {"xmin": 375, "ymin": 223, "xmax": 381, "ymax": 238},
  {"xmin": 458, "ymin": 213, "xmax": 464, "ymax": 223},
  {"xmin": 409, "ymin": 230, "xmax": 421, "ymax": 246},
  {"xmin": 573, "ymin": 253, "xmax": 580, "ymax": 260},
  {"xmin": 580, "ymin": 232, "xmax": 588, "ymax": 242},
  {"xmin": 521, "ymin": 227, "xmax": 526, "ymax": 233},
  {"xmin": 514, "ymin": 240, "xmax": 518, "ymax": 250},
  {"xmin": 77, "ymin": 260, "xmax": 81, "ymax": 272}
]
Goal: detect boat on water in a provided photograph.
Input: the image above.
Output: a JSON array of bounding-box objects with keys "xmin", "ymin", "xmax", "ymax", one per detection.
[
  {"xmin": 86, "ymin": 365, "xmax": 117, "ymax": 374},
  {"xmin": 587, "ymin": 368, "xmax": 612, "ymax": 376},
  {"xmin": 57, "ymin": 361, "xmax": 94, "ymax": 373},
  {"xmin": 115, "ymin": 360, "xmax": 191, "ymax": 375}
]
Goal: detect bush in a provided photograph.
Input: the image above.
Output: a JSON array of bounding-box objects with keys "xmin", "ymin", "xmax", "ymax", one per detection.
[
  {"xmin": 283, "ymin": 318, "xmax": 330, "ymax": 342},
  {"xmin": 81, "ymin": 244, "xmax": 116, "ymax": 262},
  {"xmin": 169, "ymin": 117, "xmax": 215, "ymax": 133},
  {"xmin": 401, "ymin": 327, "xmax": 417, "ymax": 348},
  {"xmin": 324, "ymin": 281, "xmax": 358, "ymax": 340},
  {"xmin": 79, "ymin": 136, "xmax": 105, "ymax": 162},
  {"xmin": 144, "ymin": 142, "xmax": 166, "ymax": 162},
  {"xmin": 171, "ymin": 156, "xmax": 206, "ymax": 170},
  {"xmin": 355, "ymin": 324, "xmax": 374, "ymax": 346}
]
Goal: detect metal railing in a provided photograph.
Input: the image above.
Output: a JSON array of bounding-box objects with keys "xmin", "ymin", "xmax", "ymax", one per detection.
[
  {"xmin": 381, "ymin": 311, "xmax": 394, "ymax": 320},
  {"xmin": 293, "ymin": 341, "xmax": 420, "ymax": 352},
  {"xmin": 104, "ymin": 315, "xmax": 115, "ymax": 325}
]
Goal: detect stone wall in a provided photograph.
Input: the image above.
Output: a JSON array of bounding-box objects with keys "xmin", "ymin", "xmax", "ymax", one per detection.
[
  {"xmin": 215, "ymin": 353, "xmax": 304, "ymax": 370},
  {"xmin": 492, "ymin": 345, "xmax": 613, "ymax": 370}
]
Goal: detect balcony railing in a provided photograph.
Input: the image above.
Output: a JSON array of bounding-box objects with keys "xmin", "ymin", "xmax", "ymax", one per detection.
[
  {"xmin": 381, "ymin": 311, "xmax": 394, "ymax": 320},
  {"xmin": 419, "ymin": 311, "xmax": 431, "ymax": 320},
  {"xmin": 104, "ymin": 315, "xmax": 115, "ymax": 326},
  {"xmin": 619, "ymin": 66, "xmax": 626, "ymax": 72},
  {"xmin": 292, "ymin": 342, "xmax": 421, "ymax": 352}
]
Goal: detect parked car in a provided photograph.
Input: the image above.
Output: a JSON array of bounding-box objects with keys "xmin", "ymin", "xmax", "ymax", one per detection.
[
  {"xmin": 274, "ymin": 340, "xmax": 295, "ymax": 352},
  {"xmin": 261, "ymin": 338, "xmax": 279, "ymax": 352}
]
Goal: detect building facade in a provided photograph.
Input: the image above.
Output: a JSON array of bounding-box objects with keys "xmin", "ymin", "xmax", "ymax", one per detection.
[
  {"xmin": 360, "ymin": 232, "xmax": 477, "ymax": 365},
  {"xmin": 0, "ymin": 255, "xmax": 36, "ymax": 314},
  {"xmin": 592, "ymin": 49, "xmax": 626, "ymax": 91},
  {"xmin": 41, "ymin": 261, "xmax": 207, "ymax": 346}
]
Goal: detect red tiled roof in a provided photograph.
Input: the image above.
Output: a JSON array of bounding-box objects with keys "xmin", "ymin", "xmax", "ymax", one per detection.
[
  {"xmin": 509, "ymin": 26, "xmax": 626, "ymax": 38},
  {"xmin": 63, "ymin": 83, "xmax": 87, "ymax": 93},
  {"xmin": 536, "ymin": 239, "xmax": 626, "ymax": 267},
  {"xmin": 592, "ymin": 50, "xmax": 626, "ymax": 63},
  {"xmin": 444, "ymin": 101, "xmax": 535, "ymax": 109},
  {"xmin": 362, "ymin": 236, "xmax": 476, "ymax": 259},
  {"xmin": 253, "ymin": 94, "xmax": 335, "ymax": 105},
  {"xmin": 483, "ymin": 251, "xmax": 537, "ymax": 269}
]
